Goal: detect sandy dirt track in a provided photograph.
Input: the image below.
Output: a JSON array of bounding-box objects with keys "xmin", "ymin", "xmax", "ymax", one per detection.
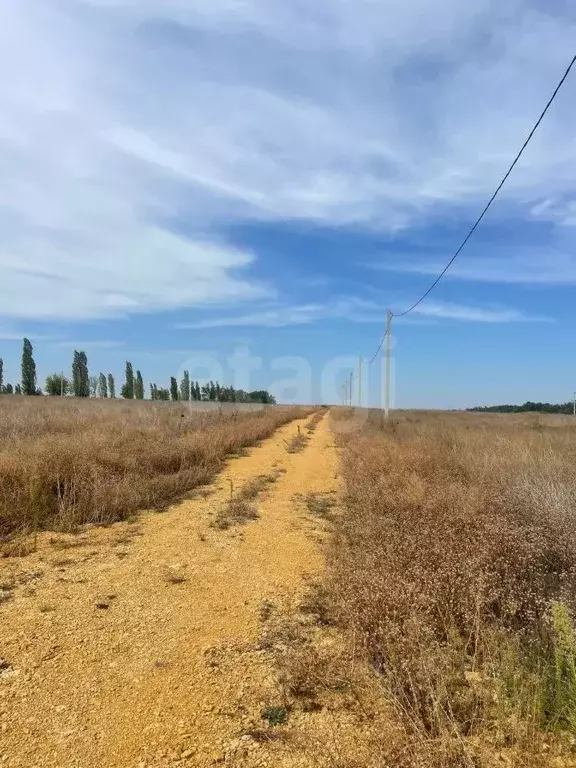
[{"xmin": 0, "ymin": 412, "xmax": 339, "ymax": 767}]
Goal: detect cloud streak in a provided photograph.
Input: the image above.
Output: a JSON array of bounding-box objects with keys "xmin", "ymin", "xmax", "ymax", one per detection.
[
  {"xmin": 176, "ymin": 297, "xmax": 549, "ymax": 328},
  {"xmin": 175, "ymin": 298, "xmax": 382, "ymax": 329},
  {"xmin": 408, "ymin": 301, "xmax": 551, "ymax": 324},
  {"xmin": 368, "ymin": 248, "xmax": 576, "ymax": 285}
]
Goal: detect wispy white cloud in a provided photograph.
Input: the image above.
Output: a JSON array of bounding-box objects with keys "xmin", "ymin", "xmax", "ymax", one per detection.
[
  {"xmin": 530, "ymin": 198, "xmax": 576, "ymax": 227},
  {"xmin": 0, "ymin": 1, "xmax": 575, "ymax": 321},
  {"xmin": 408, "ymin": 301, "xmax": 552, "ymax": 323},
  {"xmin": 176, "ymin": 297, "xmax": 549, "ymax": 328},
  {"xmin": 368, "ymin": 248, "xmax": 576, "ymax": 285},
  {"xmin": 175, "ymin": 298, "xmax": 382, "ymax": 328}
]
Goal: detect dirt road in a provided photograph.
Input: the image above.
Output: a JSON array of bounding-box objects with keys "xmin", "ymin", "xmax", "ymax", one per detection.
[{"xmin": 0, "ymin": 412, "xmax": 339, "ymax": 767}]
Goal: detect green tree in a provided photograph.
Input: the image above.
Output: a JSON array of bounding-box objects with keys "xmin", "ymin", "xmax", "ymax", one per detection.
[
  {"xmin": 150, "ymin": 383, "xmax": 157, "ymax": 401},
  {"xmin": 157, "ymin": 387, "xmax": 170, "ymax": 401},
  {"xmin": 180, "ymin": 370, "xmax": 190, "ymax": 401},
  {"xmin": 0, "ymin": 357, "xmax": 3, "ymax": 393},
  {"xmin": 14, "ymin": 384, "xmax": 21, "ymax": 395},
  {"xmin": 45, "ymin": 373, "xmax": 69, "ymax": 396},
  {"xmin": 21, "ymin": 338, "xmax": 37, "ymax": 395},
  {"xmin": 195, "ymin": 382, "xmax": 201, "ymax": 401},
  {"xmin": 89, "ymin": 375, "xmax": 98, "ymax": 397},
  {"xmin": 249, "ymin": 390, "xmax": 277, "ymax": 404},
  {"xmin": 5, "ymin": 383, "xmax": 13, "ymax": 395},
  {"xmin": 72, "ymin": 351, "xmax": 89, "ymax": 397},
  {"xmin": 121, "ymin": 361, "xmax": 134, "ymax": 399},
  {"xmin": 107, "ymin": 373, "xmax": 116, "ymax": 399},
  {"xmin": 170, "ymin": 377, "xmax": 179, "ymax": 401},
  {"xmin": 135, "ymin": 370, "xmax": 144, "ymax": 400},
  {"xmin": 98, "ymin": 373, "xmax": 108, "ymax": 398}
]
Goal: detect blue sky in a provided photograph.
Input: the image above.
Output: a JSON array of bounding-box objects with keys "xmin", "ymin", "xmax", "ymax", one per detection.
[{"xmin": 1, "ymin": 0, "xmax": 576, "ymax": 407}]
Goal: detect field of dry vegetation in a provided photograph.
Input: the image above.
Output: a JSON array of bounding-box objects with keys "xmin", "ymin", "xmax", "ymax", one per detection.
[
  {"xmin": 0, "ymin": 396, "xmax": 311, "ymax": 543},
  {"xmin": 4, "ymin": 397, "xmax": 576, "ymax": 766},
  {"xmin": 320, "ymin": 410, "xmax": 576, "ymax": 766}
]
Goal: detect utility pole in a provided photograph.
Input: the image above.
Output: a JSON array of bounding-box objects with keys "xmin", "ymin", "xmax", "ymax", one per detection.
[
  {"xmin": 349, "ymin": 372, "xmax": 353, "ymax": 407},
  {"xmin": 358, "ymin": 356, "xmax": 363, "ymax": 408},
  {"xmin": 385, "ymin": 310, "xmax": 392, "ymax": 420}
]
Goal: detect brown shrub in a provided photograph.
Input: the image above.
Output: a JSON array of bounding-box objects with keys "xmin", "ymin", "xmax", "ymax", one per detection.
[
  {"xmin": 304, "ymin": 409, "xmax": 327, "ymax": 434},
  {"xmin": 285, "ymin": 432, "xmax": 308, "ymax": 454},
  {"xmin": 214, "ymin": 472, "xmax": 280, "ymax": 529}
]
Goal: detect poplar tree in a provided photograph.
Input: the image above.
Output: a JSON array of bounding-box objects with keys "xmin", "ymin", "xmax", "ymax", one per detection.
[
  {"xmin": 21, "ymin": 338, "xmax": 37, "ymax": 395},
  {"xmin": 89, "ymin": 376, "xmax": 98, "ymax": 397},
  {"xmin": 135, "ymin": 370, "xmax": 144, "ymax": 400},
  {"xmin": 170, "ymin": 377, "xmax": 178, "ymax": 401},
  {"xmin": 98, "ymin": 373, "xmax": 108, "ymax": 398},
  {"xmin": 72, "ymin": 351, "xmax": 89, "ymax": 397},
  {"xmin": 121, "ymin": 361, "xmax": 134, "ymax": 399},
  {"xmin": 180, "ymin": 370, "xmax": 190, "ymax": 401},
  {"xmin": 107, "ymin": 374, "xmax": 116, "ymax": 399}
]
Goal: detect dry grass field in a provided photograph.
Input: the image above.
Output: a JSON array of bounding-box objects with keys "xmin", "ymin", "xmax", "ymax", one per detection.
[
  {"xmin": 0, "ymin": 396, "xmax": 311, "ymax": 542},
  {"xmin": 320, "ymin": 409, "xmax": 576, "ymax": 766},
  {"xmin": 2, "ymin": 403, "xmax": 576, "ymax": 767}
]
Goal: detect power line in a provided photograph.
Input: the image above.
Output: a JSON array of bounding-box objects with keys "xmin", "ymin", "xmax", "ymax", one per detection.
[
  {"xmin": 367, "ymin": 327, "xmax": 388, "ymax": 365},
  {"xmin": 394, "ymin": 52, "xmax": 576, "ymax": 318}
]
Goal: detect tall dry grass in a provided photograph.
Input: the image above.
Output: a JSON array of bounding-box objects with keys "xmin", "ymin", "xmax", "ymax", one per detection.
[
  {"xmin": 326, "ymin": 409, "xmax": 576, "ymax": 765},
  {"xmin": 0, "ymin": 396, "xmax": 311, "ymax": 539}
]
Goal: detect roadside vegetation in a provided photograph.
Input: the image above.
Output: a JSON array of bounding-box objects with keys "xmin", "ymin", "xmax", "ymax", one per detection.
[
  {"xmin": 214, "ymin": 471, "xmax": 282, "ymax": 530},
  {"xmin": 0, "ymin": 397, "xmax": 311, "ymax": 543},
  {"xmin": 308, "ymin": 410, "xmax": 576, "ymax": 766}
]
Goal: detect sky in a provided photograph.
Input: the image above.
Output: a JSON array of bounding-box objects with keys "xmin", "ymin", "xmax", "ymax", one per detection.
[{"xmin": 1, "ymin": 0, "xmax": 576, "ymax": 408}]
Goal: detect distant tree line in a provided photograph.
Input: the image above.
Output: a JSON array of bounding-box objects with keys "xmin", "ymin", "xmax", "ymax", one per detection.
[
  {"xmin": 468, "ymin": 401, "xmax": 575, "ymax": 414},
  {"xmin": 149, "ymin": 370, "xmax": 275, "ymax": 404},
  {"xmin": 0, "ymin": 340, "xmax": 276, "ymax": 404}
]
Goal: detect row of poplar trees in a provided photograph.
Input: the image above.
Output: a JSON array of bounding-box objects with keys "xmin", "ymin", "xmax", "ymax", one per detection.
[
  {"xmin": 0, "ymin": 339, "xmax": 137, "ymax": 399},
  {"xmin": 149, "ymin": 372, "xmax": 275, "ymax": 403},
  {"xmin": 0, "ymin": 340, "xmax": 275, "ymax": 403}
]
